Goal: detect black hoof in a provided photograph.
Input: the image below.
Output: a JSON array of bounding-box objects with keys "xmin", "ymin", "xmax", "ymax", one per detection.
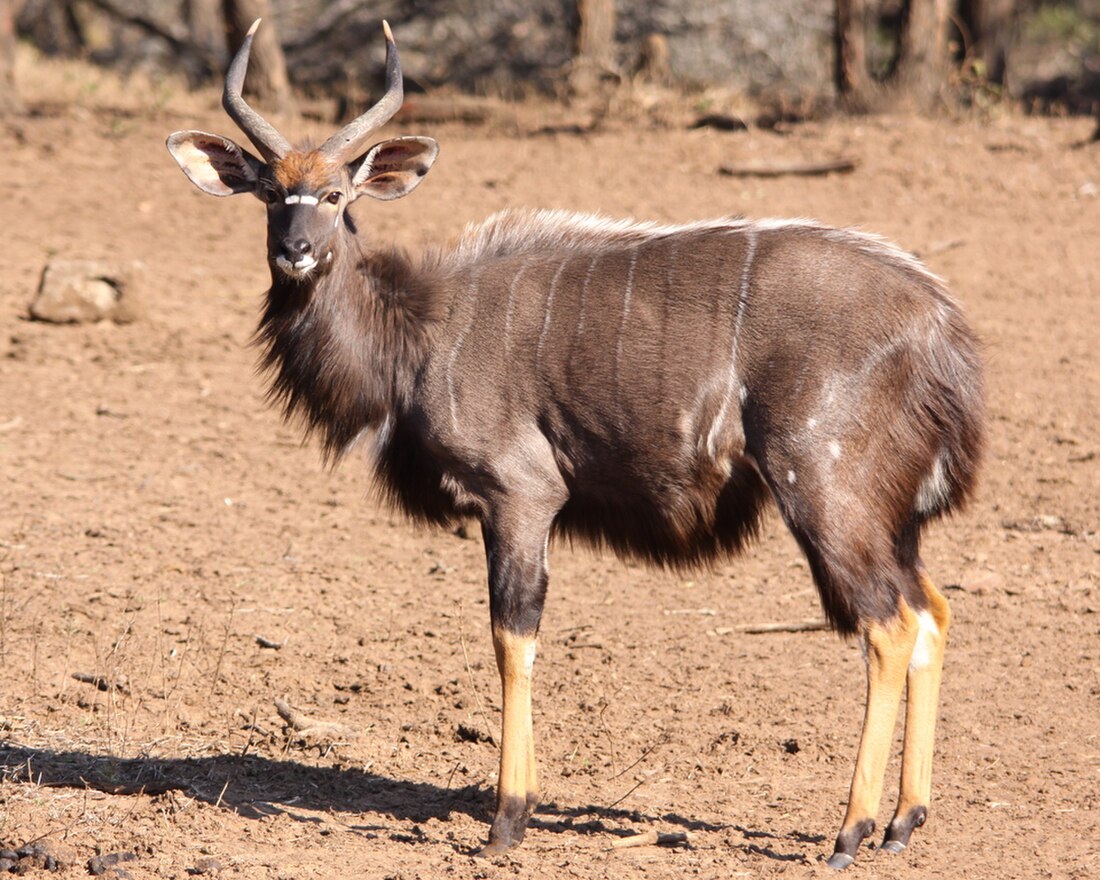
[
  {"xmin": 475, "ymin": 839, "xmax": 516, "ymax": 858},
  {"xmin": 882, "ymin": 805, "xmax": 927, "ymax": 853},
  {"xmin": 478, "ymin": 793, "xmax": 537, "ymax": 856},
  {"xmin": 826, "ymin": 852, "xmax": 855, "ymax": 870},
  {"xmin": 828, "ymin": 818, "xmax": 875, "ymax": 870}
]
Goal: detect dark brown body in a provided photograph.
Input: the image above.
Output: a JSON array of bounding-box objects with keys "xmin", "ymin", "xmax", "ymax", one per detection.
[
  {"xmin": 261, "ymin": 211, "xmax": 982, "ymax": 636},
  {"xmin": 169, "ymin": 22, "xmax": 985, "ymax": 869}
]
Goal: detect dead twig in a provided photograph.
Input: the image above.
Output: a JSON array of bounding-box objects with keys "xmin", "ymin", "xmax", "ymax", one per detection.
[
  {"xmin": 609, "ymin": 731, "xmax": 669, "ymax": 780},
  {"xmin": 71, "ymin": 672, "xmax": 129, "ymax": 693},
  {"xmin": 456, "ymin": 601, "xmax": 496, "ymax": 748},
  {"xmin": 612, "ymin": 830, "xmax": 690, "ymax": 849},
  {"xmin": 274, "ymin": 698, "xmax": 354, "ymax": 742},
  {"xmin": 718, "ymin": 158, "xmax": 858, "ymax": 178},
  {"xmin": 722, "ymin": 619, "xmax": 830, "ymax": 635},
  {"xmin": 605, "ymin": 777, "xmax": 646, "ymax": 810}
]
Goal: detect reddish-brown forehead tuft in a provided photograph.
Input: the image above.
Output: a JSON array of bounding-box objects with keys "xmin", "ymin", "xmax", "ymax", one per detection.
[{"xmin": 272, "ymin": 150, "xmax": 339, "ymax": 191}]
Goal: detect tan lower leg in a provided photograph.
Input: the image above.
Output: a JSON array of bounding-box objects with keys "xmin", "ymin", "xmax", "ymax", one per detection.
[
  {"xmin": 830, "ymin": 604, "xmax": 919, "ymax": 867},
  {"xmin": 525, "ymin": 698, "xmax": 538, "ymax": 804},
  {"xmin": 483, "ymin": 628, "xmax": 538, "ymax": 852},
  {"xmin": 886, "ymin": 574, "xmax": 951, "ymax": 848}
]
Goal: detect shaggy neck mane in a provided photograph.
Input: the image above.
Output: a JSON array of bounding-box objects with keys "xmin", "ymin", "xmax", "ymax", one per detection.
[{"xmin": 255, "ymin": 237, "xmax": 443, "ymax": 462}]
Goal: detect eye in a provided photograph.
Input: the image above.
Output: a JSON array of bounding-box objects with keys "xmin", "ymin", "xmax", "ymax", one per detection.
[
  {"xmin": 262, "ymin": 187, "xmax": 281, "ymax": 205},
  {"xmin": 325, "ymin": 191, "xmax": 341, "ymax": 205}
]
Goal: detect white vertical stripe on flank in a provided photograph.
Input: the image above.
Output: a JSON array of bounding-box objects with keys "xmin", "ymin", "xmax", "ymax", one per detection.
[
  {"xmin": 502, "ymin": 260, "xmax": 530, "ymax": 356},
  {"xmin": 732, "ymin": 228, "xmax": 758, "ymax": 356},
  {"xmin": 576, "ymin": 254, "xmax": 599, "ymax": 339},
  {"xmin": 706, "ymin": 229, "xmax": 758, "ymax": 459},
  {"xmin": 538, "ymin": 259, "xmax": 569, "ymax": 363},
  {"xmin": 614, "ymin": 247, "xmax": 640, "ymax": 379},
  {"xmin": 445, "ymin": 272, "xmax": 483, "ymax": 430}
]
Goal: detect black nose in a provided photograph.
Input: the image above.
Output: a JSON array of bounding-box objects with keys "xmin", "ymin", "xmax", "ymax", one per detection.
[{"xmin": 281, "ymin": 239, "xmax": 312, "ymax": 260}]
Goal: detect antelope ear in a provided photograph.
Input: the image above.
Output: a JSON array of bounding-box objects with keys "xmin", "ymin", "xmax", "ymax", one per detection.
[
  {"xmin": 350, "ymin": 136, "xmax": 439, "ymax": 201},
  {"xmin": 166, "ymin": 130, "xmax": 265, "ymax": 198}
]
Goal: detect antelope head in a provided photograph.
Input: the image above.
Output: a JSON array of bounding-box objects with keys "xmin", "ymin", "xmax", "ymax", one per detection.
[{"xmin": 166, "ymin": 20, "xmax": 438, "ymax": 281}]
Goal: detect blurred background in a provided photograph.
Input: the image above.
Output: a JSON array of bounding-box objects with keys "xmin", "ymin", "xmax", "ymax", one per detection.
[{"xmin": 2, "ymin": 1, "xmax": 1099, "ymax": 129}]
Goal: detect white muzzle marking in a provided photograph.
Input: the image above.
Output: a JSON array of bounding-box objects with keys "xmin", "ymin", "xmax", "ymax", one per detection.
[{"xmin": 275, "ymin": 254, "xmax": 319, "ymax": 277}]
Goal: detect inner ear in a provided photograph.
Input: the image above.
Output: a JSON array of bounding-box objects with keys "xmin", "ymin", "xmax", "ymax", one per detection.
[
  {"xmin": 350, "ymin": 137, "xmax": 439, "ymax": 201},
  {"xmin": 166, "ymin": 131, "xmax": 266, "ymax": 198}
]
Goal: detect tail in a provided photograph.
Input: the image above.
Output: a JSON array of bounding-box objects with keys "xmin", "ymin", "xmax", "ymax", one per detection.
[{"xmin": 910, "ymin": 297, "xmax": 986, "ymax": 522}]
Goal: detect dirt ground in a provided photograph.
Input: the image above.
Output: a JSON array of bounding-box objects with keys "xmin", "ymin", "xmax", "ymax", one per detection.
[{"xmin": 1, "ymin": 62, "xmax": 1098, "ymax": 879}]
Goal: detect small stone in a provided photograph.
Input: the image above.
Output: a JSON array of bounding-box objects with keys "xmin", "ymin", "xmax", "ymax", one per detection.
[
  {"xmin": 187, "ymin": 857, "xmax": 224, "ymax": 875},
  {"xmin": 87, "ymin": 852, "xmax": 136, "ymax": 876},
  {"xmin": 30, "ymin": 259, "xmax": 145, "ymax": 324}
]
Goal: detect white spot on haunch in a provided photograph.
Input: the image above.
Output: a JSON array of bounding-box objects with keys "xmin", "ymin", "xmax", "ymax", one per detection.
[
  {"xmin": 787, "ymin": 470, "xmax": 796, "ymax": 485},
  {"xmin": 909, "ymin": 611, "xmax": 940, "ymax": 671},
  {"xmin": 524, "ymin": 640, "xmax": 538, "ymax": 676},
  {"xmin": 807, "ymin": 417, "xmax": 818, "ymax": 430},
  {"xmin": 915, "ymin": 454, "xmax": 950, "ymax": 514},
  {"xmin": 829, "ymin": 440, "xmax": 842, "ymax": 459}
]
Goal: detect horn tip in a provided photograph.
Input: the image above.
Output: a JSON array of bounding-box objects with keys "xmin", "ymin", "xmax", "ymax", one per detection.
[
  {"xmin": 382, "ymin": 20, "xmax": 394, "ymax": 42},
  {"xmin": 247, "ymin": 18, "xmax": 261, "ymax": 37}
]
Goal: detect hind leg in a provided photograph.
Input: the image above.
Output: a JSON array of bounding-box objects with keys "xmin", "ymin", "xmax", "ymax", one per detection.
[
  {"xmin": 753, "ymin": 451, "xmax": 933, "ymax": 868},
  {"xmin": 882, "ymin": 571, "xmax": 951, "ymax": 852},
  {"xmin": 827, "ymin": 602, "xmax": 920, "ymax": 869}
]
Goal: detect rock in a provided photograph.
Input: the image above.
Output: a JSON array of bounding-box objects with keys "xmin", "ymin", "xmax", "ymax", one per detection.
[
  {"xmin": 87, "ymin": 852, "xmax": 137, "ymax": 875},
  {"xmin": 30, "ymin": 259, "xmax": 145, "ymax": 324}
]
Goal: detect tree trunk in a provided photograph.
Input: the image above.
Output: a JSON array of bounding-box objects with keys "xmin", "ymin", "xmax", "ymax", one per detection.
[
  {"xmin": 959, "ymin": 0, "xmax": 1016, "ymax": 86},
  {"xmin": 17, "ymin": 0, "xmax": 84, "ymax": 58},
  {"xmin": 892, "ymin": 0, "xmax": 953, "ymax": 107},
  {"xmin": 222, "ymin": 0, "xmax": 295, "ymax": 115},
  {"xmin": 0, "ymin": 0, "xmax": 21, "ymax": 115},
  {"xmin": 569, "ymin": 0, "xmax": 617, "ymax": 97},
  {"xmin": 188, "ymin": 0, "xmax": 225, "ymax": 73},
  {"xmin": 835, "ymin": 0, "xmax": 871, "ymax": 108}
]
